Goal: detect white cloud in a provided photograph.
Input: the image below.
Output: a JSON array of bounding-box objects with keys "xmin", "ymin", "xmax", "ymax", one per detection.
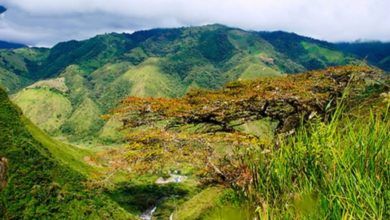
[{"xmin": 1, "ymin": 0, "xmax": 390, "ymax": 46}]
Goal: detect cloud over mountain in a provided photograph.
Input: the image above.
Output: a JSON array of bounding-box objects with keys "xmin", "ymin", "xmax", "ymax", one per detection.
[{"xmin": 1, "ymin": 0, "xmax": 390, "ymax": 46}]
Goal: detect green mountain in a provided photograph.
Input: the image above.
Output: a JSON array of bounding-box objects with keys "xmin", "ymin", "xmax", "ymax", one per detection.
[
  {"xmin": 0, "ymin": 24, "xmax": 389, "ymax": 219},
  {"xmin": 0, "ymin": 6, "xmax": 6, "ymax": 14},
  {"xmin": 336, "ymin": 41, "xmax": 390, "ymax": 71},
  {"xmin": 0, "ymin": 47, "xmax": 49, "ymax": 93},
  {"xmin": 0, "ymin": 24, "xmax": 373, "ymax": 142},
  {"xmin": 258, "ymin": 31, "xmax": 358, "ymax": 70},
  {"xmin": 257, "ymin": 31, "xmax": 390, "ymax": 71},
  {"xmin": 0, "ymin": 87, "xmax": 135, "ymax": 218},
  {"xmin": 0, "ymin": 40, "xmax": 26, "ymax": 49}
]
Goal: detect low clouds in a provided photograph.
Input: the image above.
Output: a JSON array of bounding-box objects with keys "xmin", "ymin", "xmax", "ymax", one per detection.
[{"xmin": 1, "ymin": 0, "xmax": 390, "ymax": 46}]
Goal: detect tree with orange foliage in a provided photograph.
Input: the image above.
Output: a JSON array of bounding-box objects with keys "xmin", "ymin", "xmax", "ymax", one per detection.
[{"xmin": 114, "ymin": 66, "xmax": 384, "ymax": 135}]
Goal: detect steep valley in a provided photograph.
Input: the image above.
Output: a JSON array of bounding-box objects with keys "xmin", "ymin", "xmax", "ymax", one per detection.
[{"xmin": 0, "ymin": 24, "xmax": 389, "ymax": 219}]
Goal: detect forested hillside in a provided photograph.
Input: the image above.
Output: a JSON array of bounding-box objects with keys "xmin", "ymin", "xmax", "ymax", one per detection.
[
  {"xmin": 1, "ymin": 24, "xmax": 368, "ymax": 142},
  {"xmin": 0, "ymin": 87, "xmax": 135, "ymax": 219},
  {"xmin": 336, "ymin": 41, "xmax": 390, "ymax": 71}
]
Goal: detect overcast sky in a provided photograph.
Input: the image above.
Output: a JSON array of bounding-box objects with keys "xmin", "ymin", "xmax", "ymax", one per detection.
[{"xmin": 0, "ymin": 0, "xmax": 389, "ymax": 47}]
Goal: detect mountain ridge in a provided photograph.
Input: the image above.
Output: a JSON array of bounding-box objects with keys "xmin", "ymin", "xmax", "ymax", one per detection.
[
  {"xmin": 0, "ymin": 40, "xmax": 27, "ymax": 49},
  {"xmin": 1, "ymin": 24, "xmax": 388, "ymax": 142}
]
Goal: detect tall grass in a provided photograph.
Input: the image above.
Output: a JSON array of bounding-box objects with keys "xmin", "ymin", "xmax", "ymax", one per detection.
[{"xmin": 241, "ymin": 104, "xmax": 389, "ymax": 219}]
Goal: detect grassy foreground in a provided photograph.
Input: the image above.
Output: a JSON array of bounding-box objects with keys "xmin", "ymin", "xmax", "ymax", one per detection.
[{"xmin": 239, "ymin": 103, "xmax": 389, "ymax": 219}]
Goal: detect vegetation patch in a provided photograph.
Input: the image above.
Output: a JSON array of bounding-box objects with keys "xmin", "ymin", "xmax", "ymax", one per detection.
[{"xmin": 0, "ymin": 88, "xmax": 135, "ymax": 219}]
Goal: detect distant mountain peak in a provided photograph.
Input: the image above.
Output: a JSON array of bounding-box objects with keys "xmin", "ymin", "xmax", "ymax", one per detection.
[
  {"xmin": 0, "ymin": 40, "xmax": 27, "ymax": 49},
  {"xmin": 202, "ymin": 23, "xmax": 229, "ymax": 28},
  {"xmin": 0, "ymin": 6, "xmax": 7, "ymax": 14}
]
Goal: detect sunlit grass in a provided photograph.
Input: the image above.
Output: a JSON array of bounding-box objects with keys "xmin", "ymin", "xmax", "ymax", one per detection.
[{"xmin": 241, "ymin": 104, "xmax": 389, "ymax": 219}]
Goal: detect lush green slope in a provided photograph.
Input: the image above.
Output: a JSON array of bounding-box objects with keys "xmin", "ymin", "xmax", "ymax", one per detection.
[
  {"xmin": 2, "ymin": 24, "xmax": 366, "ymax": 142},
  {"xmin": 336, "ymin": 42, "xmax": 390, "ymax": 71},
  {"xmin": 0, "ymin": 47, "xmax": 49, "ymax": 93},
  {"xmin": 22, "ymin": 116, "xmax": 97, "ymax": 176},
  {"xmin": 13, "ymin": 87, "xmax": 73, "ymax": 134},
  {"xmin": 258, "ymin": 31, "xmax": 360, "ymax": 70},
  {"xmin": 0, "ymin": 88, "xmax": 135, "ymax": 219},
  {"xmin": 258, "ymin": 31, "xmax": 390, "ymax": 72}
]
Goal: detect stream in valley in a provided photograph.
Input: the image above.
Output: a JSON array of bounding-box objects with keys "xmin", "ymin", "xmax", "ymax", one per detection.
[
  {"xmin": 139, "ymin": 174, "xmax": 186, "ymax": 220},
  {"xmin": 140, "ymin": 206, "xmax": 157, "ymax": 220}
]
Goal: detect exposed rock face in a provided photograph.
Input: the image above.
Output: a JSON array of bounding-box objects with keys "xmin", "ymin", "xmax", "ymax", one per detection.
[{"xmin": 0, "ymin": 157, "xmax": 8, "ymax": 191}]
